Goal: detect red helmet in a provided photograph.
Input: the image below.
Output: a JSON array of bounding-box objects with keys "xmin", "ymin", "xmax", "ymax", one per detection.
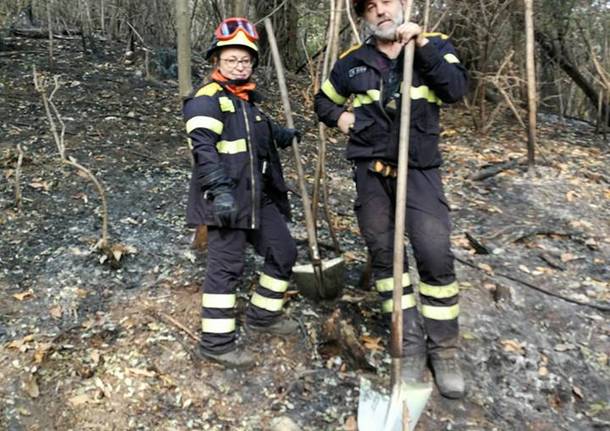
[
  {"xmin": 206, "ymin": 18, "xmax": 259, "ymax": 62},
  {"xmin": 352, "ymin": 0, "xmax": 366, "ymax": 15}
]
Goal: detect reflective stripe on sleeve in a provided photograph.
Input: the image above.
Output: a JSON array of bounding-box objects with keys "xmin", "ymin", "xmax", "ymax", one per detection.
[
  {"xmin": 409, "ymin": 85, "xmax": 442, "ymax": 105},
  {"xmin": 201, "ymin": 318, "xmax": 236, "ymax": 334},
  {"xmin": 216, "ymin": 139, "xmax": 247, "ymax": 154},
  {"xmin": 186, "ymin": 115, "xmax": 224, "ymax": 135},
  {"xmin": 443, "ymin": 53, "xmax": 460, "ymax": 64},
  {"xmin": 250, "ymin": 292, "xmax": 284, "ymax": 312},
  {"xmin": 381, "ymin": 293, "xmax": 417, "ymax": 313},
  {"xmin": 321, "ymin": 80, "xmax": 348, "ymax": 105},
  {"xmin": 353, "ymin": 90, "xmax": 381, "ymax": 107},
  {"xmin": 202, "ymin": 293, "xmax": 236, "ymax": 309},
  {"xmin": 419, "ymin": 281, "xmax": 459, "ymax": 299},
  {"xmin": 421, "ymin": 304, "xmax": 459, "ymax": 320},
  {"xmin": 375, "ymin": 273, "xmax": 411, "ymax": 293},
  {"xmin": 259, "ymin": 273, "xmax": 289, "ymax": 293}
]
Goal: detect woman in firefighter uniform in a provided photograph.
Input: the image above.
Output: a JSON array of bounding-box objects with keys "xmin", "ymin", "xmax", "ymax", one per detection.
[{"xmin": 183, "ymin": 18, "xmax": 301, "ymax": 369}]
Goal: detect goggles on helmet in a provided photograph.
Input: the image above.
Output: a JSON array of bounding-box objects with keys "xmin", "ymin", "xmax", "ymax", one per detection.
[{"xmin": 215, "ymin": 18, "xmax": 259, "ymax": 42}]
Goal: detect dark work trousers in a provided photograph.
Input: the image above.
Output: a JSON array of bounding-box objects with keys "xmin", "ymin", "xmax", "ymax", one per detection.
[
  {"xmin": 353, "ymin": 161, "xmax": 459, "ymax": 357},
  {"xmin": 200, "ymin": 194, "xmax": 297, "ymax": 354}
]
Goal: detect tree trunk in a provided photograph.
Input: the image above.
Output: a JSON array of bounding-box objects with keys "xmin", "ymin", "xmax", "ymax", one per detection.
[
  {"xmin": 536, "ymin": 30, "xmax": 610, "ymax": 126},
  {"xmin": 176, "ymin": 0, "xmax": 192, "ymax": 97},
  {"xmin": 47, "ymin": 0, "xmax": 54, "ymax": 67},
  {"xmin": 524, "ymin": 0, "xmax": 536, "ymax": 170},
  {"xmin": 255, "ymin": 1, "xmax": 299, "ymax": 70},
  {"xmin": 232, "ymin": 0, "xmax": 248, "ymax": 17}
]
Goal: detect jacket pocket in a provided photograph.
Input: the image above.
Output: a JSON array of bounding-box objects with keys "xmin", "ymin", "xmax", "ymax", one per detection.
[
  {"xmin": 350, "ymin": 115, "xmax": 375, "ymax": 136},
  {"xmin": 411, "ymin": 102, "xmax": 440, "ymax": 135}
]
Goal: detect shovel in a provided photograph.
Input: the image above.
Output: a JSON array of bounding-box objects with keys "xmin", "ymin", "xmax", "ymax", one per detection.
[
  {"xmin": 357, "ymin": 1, "xmax": 433, "ymax": 429},
  {"xmin": 264, "ymin": 18, "xmax": 345, "ymax": 301}
]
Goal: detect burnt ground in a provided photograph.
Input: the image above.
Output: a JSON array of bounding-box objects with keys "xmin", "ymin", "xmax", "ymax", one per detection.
[{"xmin": 0, "ymin": 37, "xmax": 609, "ymax": 431}]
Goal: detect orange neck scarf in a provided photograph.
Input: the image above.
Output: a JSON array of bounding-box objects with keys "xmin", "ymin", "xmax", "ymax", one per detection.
[{"xmin": 212, "ymin": 69, "xmax": 256, "ymax": 101}]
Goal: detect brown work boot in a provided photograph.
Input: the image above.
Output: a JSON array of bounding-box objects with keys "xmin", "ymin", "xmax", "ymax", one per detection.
[
  {"xmin": 245, "ymin": 317, "xmax": 300, "ymax": 337},
  {"xmin": 197, "ymin": 345, "xmax": 256, "ymax": 369},
  {"xmin": 430, "ymin": 354, "xmax": 465, "ymax": 399},
  {"xmin": 401, "ymin": 353, "xmax": 428, "ymax": 383}
]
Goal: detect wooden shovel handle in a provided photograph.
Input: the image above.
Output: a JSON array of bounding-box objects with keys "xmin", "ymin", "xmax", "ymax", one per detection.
[
  {"xmin": 264, "ymin": 18, "xmax": 322, "ymax": 266},
  {"xmin": 391, "ymin": 0, "xmax": 416, "ymax": 361}
]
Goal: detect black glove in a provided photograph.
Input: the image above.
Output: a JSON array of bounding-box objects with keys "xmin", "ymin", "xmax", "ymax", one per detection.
[
  {"xmin": 273, "ymin": 123, "xmax": 301, "ymax": 149},
  {"xmin": 199, "ymin": 167, "xmax": 238, "ymax": 227},
  {"xmin": 213, "ymin": 190, "xmax": 238, "ymax": 227}
]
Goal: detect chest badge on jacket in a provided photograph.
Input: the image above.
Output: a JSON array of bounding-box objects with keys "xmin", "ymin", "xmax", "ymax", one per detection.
[{"xmin": 348, "ymin": 65, "xmax": 367, "ymax": 79}]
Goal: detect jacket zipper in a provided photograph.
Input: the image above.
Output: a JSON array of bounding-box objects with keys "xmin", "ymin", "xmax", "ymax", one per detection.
[
  {"xmin": 378, "ymin": 78, "xmax": 393, "ymax": 125},
  {"xmin": 240, "ymin": 100, "xmax": 257, "ymax": 229}
]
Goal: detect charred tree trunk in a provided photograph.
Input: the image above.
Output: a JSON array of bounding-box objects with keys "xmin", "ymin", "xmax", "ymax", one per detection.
[
  {"xmin": 176, "ymin": 0, "xmax": 192, "ymax": 97},
  {"xmin": 255, "ymin": 1, "xmax": 299, "ymax": 70},
  {"xmin": 536, "ymin": 30, "xmax": 610, "ymax": 126}
]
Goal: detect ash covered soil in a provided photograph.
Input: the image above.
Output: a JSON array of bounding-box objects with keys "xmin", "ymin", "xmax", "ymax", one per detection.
[{"xmin": 0, "ymin": 37, "xmax": 608, "ymax": 431}]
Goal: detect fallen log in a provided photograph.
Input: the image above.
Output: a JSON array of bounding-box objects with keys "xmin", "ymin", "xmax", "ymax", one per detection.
[
  {"xmin": 470, "ymin": 159, "xmax": 523, "ymax": 181},
  {"xmin": 10, "ymin": 27, "xmax": 82, "ymax": 39}
]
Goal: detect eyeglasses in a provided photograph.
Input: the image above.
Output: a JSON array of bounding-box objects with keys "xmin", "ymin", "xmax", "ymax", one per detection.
[
  {"xmin": 215, "ymin": 18, "xmax": 259, "ymax": 42},
  {"xmin": 220, "ymin": 57, "xmax": 253, "ymax": 68}
]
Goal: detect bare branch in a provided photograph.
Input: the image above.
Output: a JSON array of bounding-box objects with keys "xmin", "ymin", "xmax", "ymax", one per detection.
[
  {"xmin": 15, "ymin": 144, "xmax": 24, "ymax": 211},
  {"xmin": 32, "ymin": 65, "xmax": 110, "ymax": 250}
]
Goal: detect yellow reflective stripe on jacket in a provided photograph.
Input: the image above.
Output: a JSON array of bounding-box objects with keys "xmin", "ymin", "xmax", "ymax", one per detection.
[
  {"xmin": 353, "ymin": 90, "xmax": 381, "ymax": 107},
  {"xmin": 444, "ymin": 53, "xmax": 460, "ymax": 64},
  {"xmin": 218, "ymin": 96, "xmax": 235, "ymax": 112},
  {"xmin": 419, "ymin": 281, "xmax": 459, "ymax": 299},
  {"xmin": 259, "ymin": 273, "xmax": 289, "ymax": 293},
  {"xmin": 421, "ymin": 304, "xmax": 459, "ymax": 320},
  {"xmin": 376, "ymin": 273, "xmax": 411, "ymax": 293},
  {"xmin": 216, "ymin": 139, "xmax": 247, "ymax": 154},
  {"xmin": 202, "ymin": 293, "xmax": 236, "ymax": 309},
  {"xmin": 195, "ymin": 82, "xmax": 223, "ymax": 97},
  {"xmin": 201, "ymin": 318, "xmax": 236, "ymax": 334},
  {"xmin": 251, "ymin": 293, "xmax": 284, "ymax": 312},
  {"xmin": 339, "ymin": 43, "xmax": 361, "ymax": 59},
  {"xmin": 186, "ymin": 115, "xmax": 224, "ymax": 135},
  {"xmin": 321, "ymin": 80, "xmax": 348, "ymax": 105},
  {"xmin": 381, "ymin": 293, "xmax": 417, "ymax": 313},
  {"xmin": 410, "ymin": 85, "xmax": 442, "ymax": 106}
]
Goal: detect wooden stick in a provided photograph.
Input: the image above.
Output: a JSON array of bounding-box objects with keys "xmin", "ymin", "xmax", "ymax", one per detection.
[
  {"xmin": 265, "ymin": 18, "xmax": 324, "ymax": 288},
  {"xmin": 15, "ymin": 144, "xmax": 24, "ymax": 211},
  {"xmin": 152, "ymin": 311, "xmax": 200, "ymax": 342},
  {"xmin": 391, "ymin": 0, "xmax": 415, "ymax": 378},
  {"xmin": 312, "ymin": 0, "xmax": 339, "ymax": 226},
  {"xmin": 345, "ymin": 0, "xmax": 361, "ymax": 45}
]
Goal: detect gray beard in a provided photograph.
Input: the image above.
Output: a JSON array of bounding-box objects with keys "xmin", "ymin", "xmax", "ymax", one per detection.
[{"xmin": 363, "ymin": 13, "xmax": 404, "ymax": 42}]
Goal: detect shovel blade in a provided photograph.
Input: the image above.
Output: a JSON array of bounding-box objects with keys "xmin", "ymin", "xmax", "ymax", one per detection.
[
  {"xmin": 358, "ymin": 378, "xmax": 432, "ymax": 431},
  {"xmin": 292, "ymin": 257, "xmax": 344, "ymax": 300}
]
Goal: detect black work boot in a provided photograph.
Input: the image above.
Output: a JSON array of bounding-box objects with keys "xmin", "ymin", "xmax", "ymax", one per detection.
[
  {"xmin": 197, "ymin": 345, "xmax": 256, "ymax": 369},
  {"xmin": 430, "ymin": 354, "xmax": 465, "ymax": 399},
  {"xmin": 400, "ymin": 353, "xmax": 428, "ymax": 383},
  {"xmin": 245, "ymin": 317, "xmax": 300, "ymax": 337}
]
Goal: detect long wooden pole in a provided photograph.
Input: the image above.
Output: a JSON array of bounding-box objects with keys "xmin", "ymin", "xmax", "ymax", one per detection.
[
  {"xmin": 312, "ymin": 0, "xmax": 338, "ymax": 225},
  {"xmin": 265, "ymin": 18, "xmax": 324, "ymax": 287},
  {"xmin": 391, "ymin": 0, "xmax": 415, "ymax": 388},
  {"xmin": 524, "ymin": 0, "xmax": 537, "ymax": 171}
]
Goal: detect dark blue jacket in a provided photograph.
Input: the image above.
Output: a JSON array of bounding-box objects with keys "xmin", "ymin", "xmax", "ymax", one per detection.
[
  {"xmin": 314, "ymin": 33, "xmax": 468, "ymax": 168},
  {"xmin": 183, "ymin": 81, "xmax": 291, "ymax": 228}
]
